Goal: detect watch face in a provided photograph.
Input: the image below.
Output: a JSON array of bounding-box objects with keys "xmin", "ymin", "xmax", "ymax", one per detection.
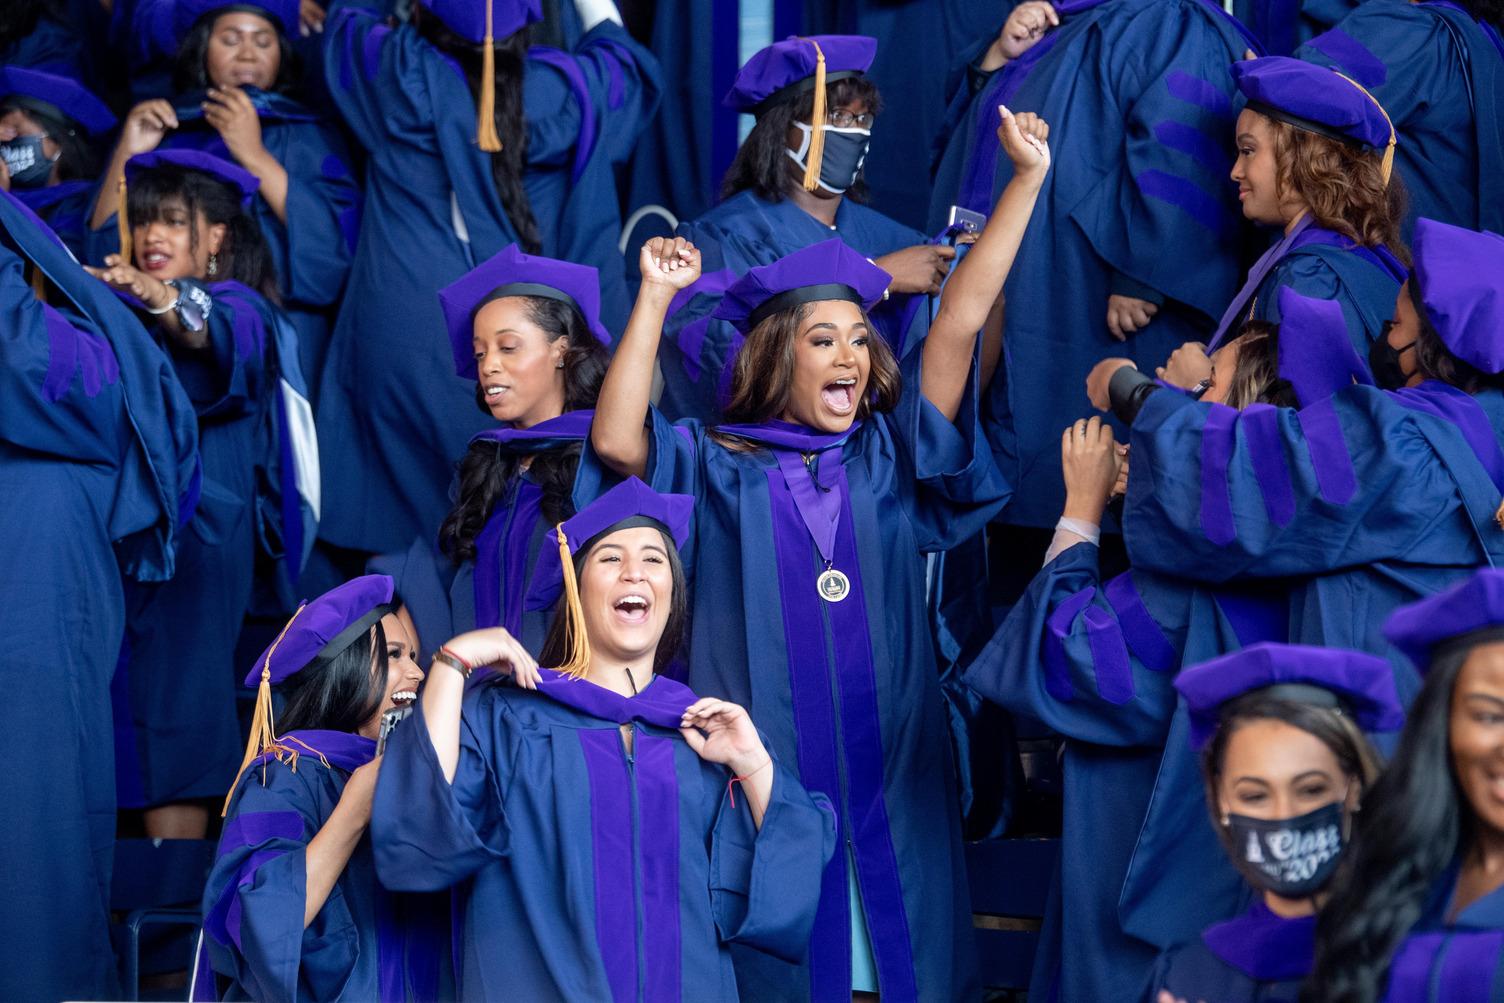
[{"xmin": 174, "ymin": 280, "xmax": 213, "ymax": 333}]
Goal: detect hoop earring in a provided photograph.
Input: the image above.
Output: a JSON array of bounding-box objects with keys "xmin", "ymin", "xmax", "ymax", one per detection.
[{"xmin": 207, "ymin": 253, "xmax": 218, "ymax": 277}]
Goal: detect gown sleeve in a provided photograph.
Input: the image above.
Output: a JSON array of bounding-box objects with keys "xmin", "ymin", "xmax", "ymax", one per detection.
[
  {"xmin": 1123, "ymin": 386, "xmax": 1478, "ymax": 581},
  {"xmin": 533, "ymin": 20, "xmax": 663, "ymax": 170},
  {"xmin": 172, "ymin": 284, "xmax": 272, "ymax": 422},
  {"xmin": 276, "ymin": 124, "xmax": 361, "ymax": 309},
  {"xmin": 201, "ymin": 765, "xmax": 363, "ymax": 1003},
  {"xmin": 964, "ymin": 542, "xmax": 1188, "ymax": 748},
  {"xmin": 321, "ymin": 0, "xmax": 405, "ymax": 154},
  {"xmin": 573, "ymin": 406, "xmax": 703, "ymax": 511},
  {"xmin": 706, "ymin": 759, "xmax": 838, "ymax": 963},
  {"xmin": 370, "ymin": 682, "xmax": 513, "ymax": 891},
  {"xmin": 1250, "ymin": 251, "xmax": 1376, "ymax": 355}
]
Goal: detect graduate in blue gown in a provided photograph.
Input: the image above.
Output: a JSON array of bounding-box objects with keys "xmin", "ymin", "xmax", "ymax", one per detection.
[
  {"xmin": 86, "ymin": 150, "xmax": 280, "ymax": 839},
  {"xmin": 0, "ymin": 189, "xmax": 198, "ymax": 1003},
  {"xmin": 1086, "ymin": 218, "xmax": 1504, "ymax": 679},
  {"xmin": 91, "ymin": 0, "xmax": 360, "ymax": 390},
  {"xmin": 430, "ymin": 245, "xmax": 610, "ymax": 650},
  {"xmin": 587, "ymin": 122, "xmax": 1047, "ymax": 994},
  {"xmin": 203, "ymin": 575, "xmax": 450, "ymax": 1002},
  {"xmin": 966, "ymin": 288, "xmax": 1367, "ymax": 1002},
  {"xmin": 929, "ymin": 0, "xmax": 1264, "ymax": 527},
  {"xmin": 372, "ymin": 478, "xmax": 837, "ymax": 1000},
  {"xmin": 315, "ymin": 0, "xmax": 660, "ymax": 558},
  {"xmin": 1148, "ymin": 644, "xmax": 1402, "ymax": 1003},
  {"xmin": 1306, "ymin": 571, "xmax": 1504, "ymax": 1002},
  {"xmin": 0, "ymin": 67, "xmax": 115, "ymax": 257},
  {"xmin": 1298, "ymin": 0, "xmax": 1504, "ymax": 239},
  {"xmin": 660, "ymin": 35, "xmax": 953, "ymax": 424}
]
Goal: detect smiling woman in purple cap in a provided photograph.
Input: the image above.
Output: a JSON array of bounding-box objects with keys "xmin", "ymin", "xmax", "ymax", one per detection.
[
  {"xmin": 371, "ymin": 477, "xmax": 836, "ymax": 1000},
  {"xmin": 1145, "ymin": 643, "xmax": 1402, "ymax": 1003},
  {"xmin": 85, "ymin": 149, "xmax": 285, "ymax": 841},
  {"xmin": 1306, "ymin": 570, "xmax": 1504, "ymax": 1003},
  {"xmin": 583, "ymin": 108, "xmax": 1049, "ymax": 1000},
  {"xmin": 202, "ymin": 574, "xmax": 450, "ymax": 1002}
]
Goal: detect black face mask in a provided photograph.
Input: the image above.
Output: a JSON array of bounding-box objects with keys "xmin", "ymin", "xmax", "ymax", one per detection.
[
  {"xmin": 786, "ymin": 122, "xmax": 871, "ymax": 195},
  {"xmin": 1225, "ymin": 800, "xmax": 1346, "ymax": 899},
  {"xmin": 1368, "ymin": 330, "xmax": 1417, "ymax": 390},
  {"xmin": 0, "ymin": 135, "xmax": 56, "ymax": 189}
]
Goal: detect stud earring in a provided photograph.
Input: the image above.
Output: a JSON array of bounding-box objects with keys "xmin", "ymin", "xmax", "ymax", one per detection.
[{"xmin": 207, "ymin": 253, "xmax": 218, "ymax": 277}]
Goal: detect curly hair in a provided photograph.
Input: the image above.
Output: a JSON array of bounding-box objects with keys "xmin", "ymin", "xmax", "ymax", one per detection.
[{"xmin": 1267, "ymin": 116, "xmax": 1406, "ymax": 253}]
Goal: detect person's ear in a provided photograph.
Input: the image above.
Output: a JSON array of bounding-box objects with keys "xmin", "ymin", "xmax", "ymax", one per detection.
[{"xmin": 206, "ymin": 221, "xmax": 228, "ymax": 256}]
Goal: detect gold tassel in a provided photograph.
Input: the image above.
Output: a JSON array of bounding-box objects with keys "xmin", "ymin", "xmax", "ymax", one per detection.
[
  {"xmin": 800, "ymin": 38, "xmax": 828, "ymax": 193},
  {"xmin": 1333, "ymin": 71, "xmax": 1396, "ymax": 188},
  {"xmin": 221, "ymin": 603, "xmax": 309, "ymax": 817},
  {"xmin": 554, "ymin": 525, "xmax": 593, "ymax": 679},
  {"xmin": 1495, "ymin": 498, "xmax": 1504, "ymax": 532},
  {"xmin": 116, "ymin": 175, "xmax": 132, "ymax": 266},
  {"xmin": 475, "ymin": 0, "xmax": 503, "ymax": 153},
  {"xmin": 29, "ymin": 264, "xmax": 45, "ymax": 301}
]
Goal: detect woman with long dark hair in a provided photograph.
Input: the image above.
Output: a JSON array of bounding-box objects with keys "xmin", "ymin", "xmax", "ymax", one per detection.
[
  {"xmin": 432, "ymin": 245, "xmax": 609, "ymax": 650},
  {"xmin": 1301, "ymin": 570, "xmax": 1504, "ymax": 1002},
  {"xmin": 372, "ymin": 477, "xmax": 835, "ymax": 998},
  {"xmin": 90, "ymin": 0, "xmax": 359, "ymax": 387},
  {"xmin": 85, "ymin": 149, "xmax": 283, "ymax": 840},
  {"xmin": 203, "ymin": 574, "xmax": 449, "ymax": 1001},
  {"xmin": 313, "ymin": 0, "xmax": 660, "ymax": 564},
  {"xmin": 1146, "ymin": 643, "xmax": 1402, "ymax": 1002}
]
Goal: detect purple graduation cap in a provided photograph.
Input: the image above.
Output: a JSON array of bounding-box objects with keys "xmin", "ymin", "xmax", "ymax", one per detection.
[
  {"xmin": 1384, "ymin": 569, "xmax": 1504, "ymax": 671},
  {"xmin": 417, "ymin": 0, "xmax": 542, "ymax": 44},
  {"xmin": 1175, "ymin": 642, "xmax": 1405, "ymax": 749},
  {"xmin": 1233, "ymin": 56, "xmax": 1397, "ymax": 183},
  {"xmin": 1274, "ymin": 286, "xmax": 1374, "ymax": 407},
  {"xmin": 173, "ymin": 0, "xmax": 301, "ymax": 43},
  {"xmin": 724, "ymin": 35, "xmax": 878, "ymax": 114},
  {"xmin": 1412, "ymin": 218, "xmax": 1504, "ymax": 375},
  {"xmin": 711, "ymin": 237, "xmax": 891, "ymax": 336},
  {"xmin": 0, "ymin": 67, "xmax": 116, "ymax": 136},
  {"xmin": 125, "ymin": 149, "xmax": 261, "ymax": 207},
  {"xmin": 437, "ymin": 244, "xmax": 611, "ymax": 379},
  {"xmin": 247, "ymin": 575, "xmax": 398, "ymax": 687}
]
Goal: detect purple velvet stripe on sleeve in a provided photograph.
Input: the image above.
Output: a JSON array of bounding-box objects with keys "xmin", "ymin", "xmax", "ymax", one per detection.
[
  {"xmin": 220, "ymin": 810, "xmax": 305, "ymax": 853},
  {"xmin": 528, "ymin": 48, "xmax": 596, "ymax": 185},
  {"xmin": 1385, "ymin": 934, "xmax": 1443, "ymax": 1001},
  {"xmin": 42, "ymin": 304, "xmax": 79, "ymax": 402},
  {"xmin": 1044, "ymin": 587, "xmax": 1097, "ymax": 701},
  {"xmin": 503, "ymin": 482, "xmax": 543, "ymax": 636},
  {"xmin": 828, "ymin": 484, "xmax": 919, "ymax": 999},
  {"xmin": 635, "ymin": 735, "xmax": 682, "ymax": 1003},
  {"xmin": 1199, "ymin": 404, "xmax": 1239, "ymax": 546},
  {"xmin": 1082, "ymin": 605, "xmax": 1134, "ymax": 705},
  {"xmin": 1306, "ymin": 27, "xmax": 1388, "ymax": 87},
  {"xmin": 1152, "ymin": 120, "xmax": 1227, "ymax": 175},
  {"xmin": 1137, "ymin": 169, "xmax": 1234, "ymax": 237},
  {"xmin": 1438, "ymin": 930, "xmax": 1504, "ymax": 1003},
  {"xmin": 764, "ymin": 466, "xmax": 850, "ymax": 1000},
  {"xmin": 362, "ymin": 25, "xmax": 390, "ymax": 81},
  {"xmin": 1241, "ymin": 405, "xmax": 1296, "ymax": 527},
  {"xmin": 1165, "ymin": 71, "xmax": 1235, "ymax": 123},
  {"xmin": 578, "ymin": 729, "xmax": 636, "ymax": 1003},
  {"xmin": 205, "ymin": 846, "xmax": 297, "ymax": 950},
  {"xmin": 1297, "ymin": 397, "xmax": 1358, "ymax": 505},
  {"xmin": 591, "ymin": 36, "xmax": 633, "ymax": 110},
  {"xmin": 1103, "ymin": 572, "xmax": 1177, "ymax": 673}
]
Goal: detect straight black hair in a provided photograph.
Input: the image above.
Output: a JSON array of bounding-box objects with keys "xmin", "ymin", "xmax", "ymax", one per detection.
[
  {"xmin": 277, "ymin": 618, "xmax": 391, "ymax": 734},
  {"xmin": 173, "ymin": 6, "xmax": 301, "ymax": 94}
]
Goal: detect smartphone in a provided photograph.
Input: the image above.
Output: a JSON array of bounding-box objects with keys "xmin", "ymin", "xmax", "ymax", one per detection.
[
  {"xmin": 375, "ymin": 705, "xmax": 413, "ymax": 756},
  {"xmin": 944, "ymin": 205, "xmax": 988, "ymax": 244}
]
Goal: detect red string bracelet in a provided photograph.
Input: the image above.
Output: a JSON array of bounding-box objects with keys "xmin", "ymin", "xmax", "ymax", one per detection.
[{"xmin": 727, "ymin": 757, "xmax": 772, "ymax": 808}]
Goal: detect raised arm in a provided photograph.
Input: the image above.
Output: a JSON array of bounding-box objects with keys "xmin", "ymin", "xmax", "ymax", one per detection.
[
  {"xmin": 923, "ymin": 105, "xmax": 1049, "ymax": 421},
  {"xmin": 591, "ymin": 237, "xmax": 701, "ymax": 477}
]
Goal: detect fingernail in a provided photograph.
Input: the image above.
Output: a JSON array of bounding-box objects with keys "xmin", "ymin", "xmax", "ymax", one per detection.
[{"xmin": 998, "ymin": 103, "xmax": 1012, "ymax": 117}]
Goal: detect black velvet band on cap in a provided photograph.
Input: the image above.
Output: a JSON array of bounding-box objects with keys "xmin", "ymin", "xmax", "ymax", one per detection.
[
  {"xmin": 306, "ymin": 601, "xmax": 400, "ymax": 672},
  {"xmin": 1245, "ymin": 99, "xmax": 1375, "ymax": 152},
  {"xmin": 746, "ymin": 282, "xmax": 865, "ymax": 331},
  {"xmin": 751, "ymin": 69, "xmax": 864, "ymax": 117}
]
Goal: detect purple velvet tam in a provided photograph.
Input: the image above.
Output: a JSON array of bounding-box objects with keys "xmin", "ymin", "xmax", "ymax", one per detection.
[
  {"xmin": 1175, "ymin": 643, "xmax": 1404, "ymax": 749},
  {"xmin": 247, "ymin": 575, "xmax": 396, "ymax": 686},
  {"xmin": 125, "ymin": 149, "xmax": 260, "ymax": 206},
  {"xmin": 1412, "ymin": 218, "xmax": 1504, "ymax": 375},
  {"xmin": 0, "ymin": 67, "xmax": 116, "ymax": 135},
  {"xmin": 1232, "ymin": 56, "xmax": 1393, "ymax": 152},
  {"xmin": 438, "ymin": 244, "xmax": 611, "ymax": 379},
  {"xmin": 524, "ymin": 477, "xmax": 694, "ymax": 611},
  {"xmin": 417, "ymin": 0, "xmax": 542, "ymax": 45},
  {"xmin": 173, "ymin": 0, "xmax": 301, "ymax": 43},
  {"xmin": 724, "ymin": 34, "xmax": 877, "ymax": 112},
  {"xmin": 1384, "ymin": 569, "xmax": 1504, "ymax": 670},
  {"xmin": 711, "ymin": 238, "xmax": 891, "ymax": 335},
  {"xmin": 1274, "ymin": 286, "xmax": 1374, "ymax": 407}
]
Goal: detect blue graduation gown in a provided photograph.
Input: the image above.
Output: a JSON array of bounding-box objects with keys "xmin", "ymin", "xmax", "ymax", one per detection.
[
  {"xmin": 371, "ymin": 669, "xmax": 837, "ymax": 1000},
  {"xmin": 1298, "ymin": 0, "xmax": 1504, "ymax": 238},
  {"xmin": 578, "ymin": 357, "xmax": 1009, "ymax": 999},
  {"xmin": 1233, "ymin": 0, "xmax": 1366, "ymax": 56},
  {"xmin": 661, "ymin": 191, "xmax": 932, "ymax": 424},
  {"xmin": 1123, "ymin": 383, "xmax": 1504, "ymax": 677},
  {"xmin": 204, "ymin": 731, "xmax": 450, "ymax": 1002},
  {"xmin": 118, "ymin": 281, "xmax": 277, "ymax": 806},
  {"xmin": 965, "ymin": 541, "xmax": 1286, "ymax": 1002},
  {"xmin": 929, "ymin": 0, "xmax": 1264, "ymax": 526},
  {"xmin": 13, "ymin": 181, "xmax": 93, "ymax": 258},
  {"xmin": 1383, "ymin": 864, "xmax": 1504, "ymax": 1002},
  {"xmin": 0, "ymin": 191, "xmax": 198, "ymax": 1003},
  {"xmin": 315, "ymin": 0, "xmax": 660, "ymax": 555},
  {"xmin": 1145, "ymin": 901, "xmax": 1315, "ymax": 1003}
]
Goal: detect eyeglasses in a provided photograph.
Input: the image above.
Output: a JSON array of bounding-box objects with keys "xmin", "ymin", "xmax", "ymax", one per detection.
[{"xmin": 826, "ymin": 109, "xmax": 874, "ymax": 130}]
